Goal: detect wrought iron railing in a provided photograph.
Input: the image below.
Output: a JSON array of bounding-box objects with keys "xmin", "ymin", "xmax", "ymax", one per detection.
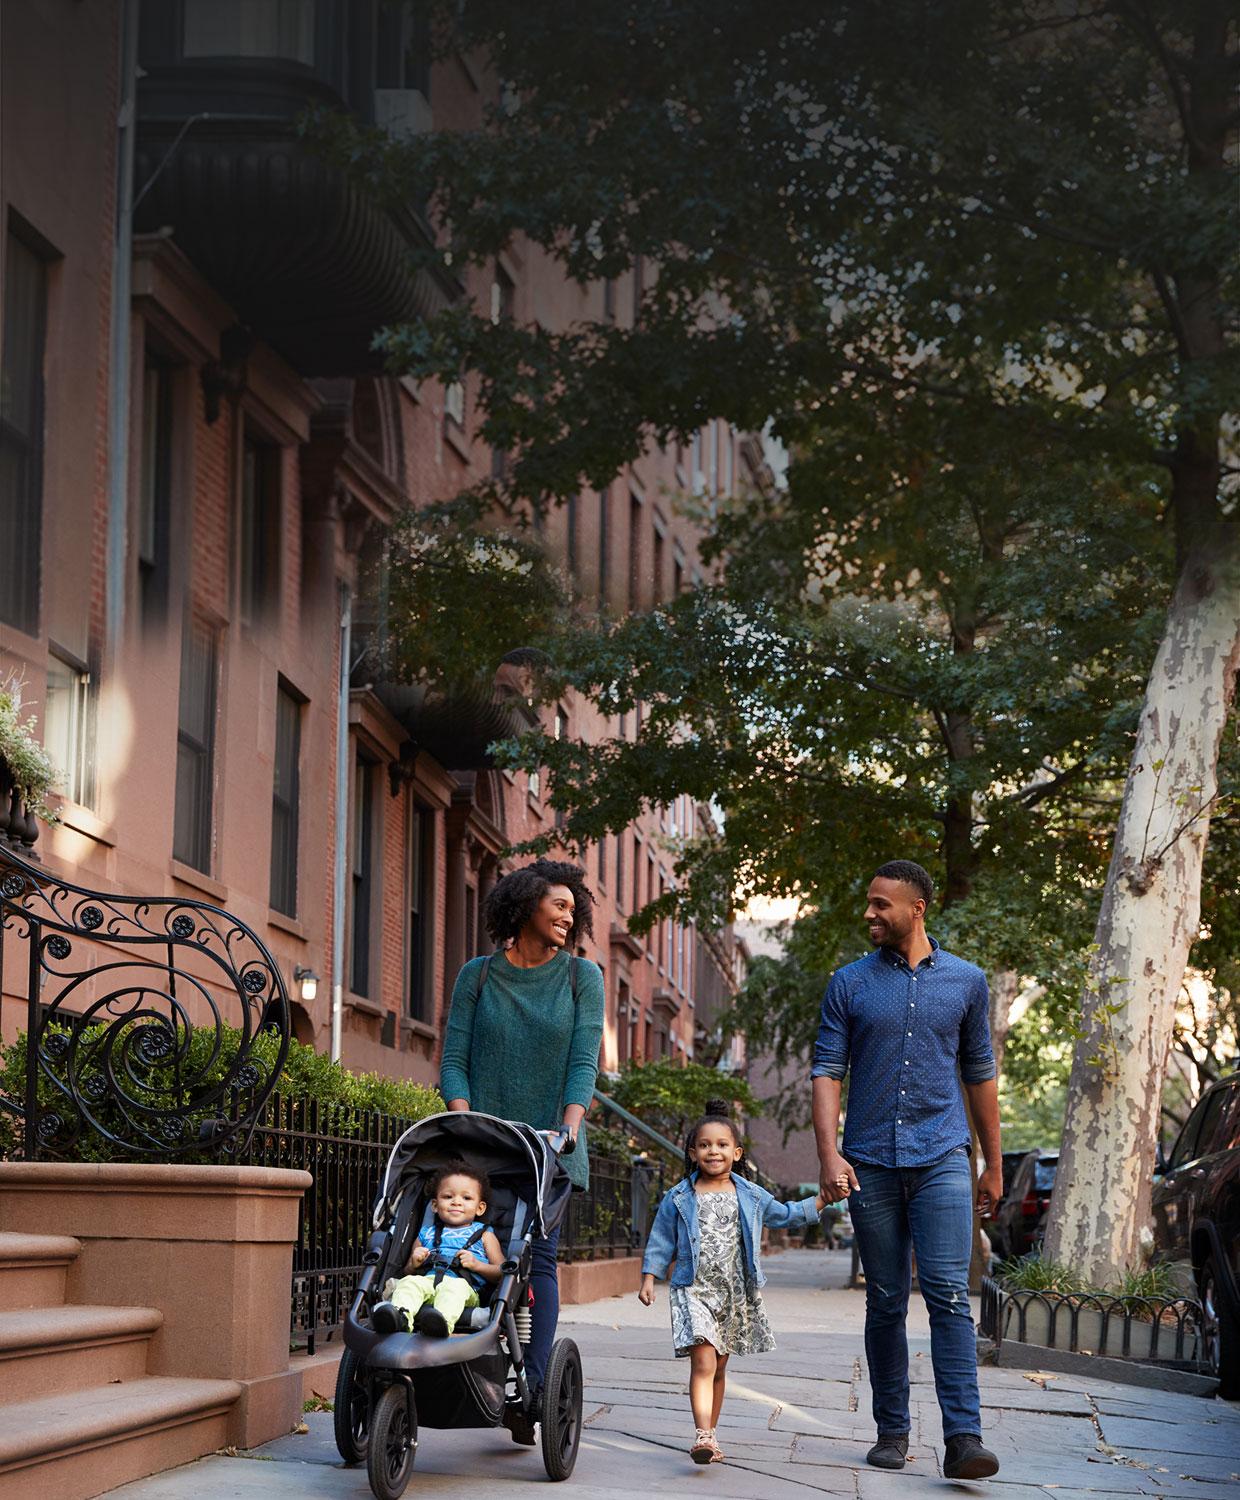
[
  {"xmin": 0, "ymin": 844, "xmax": 289, "ymax": 1159},
  {"xmin": 558, "ymin": 1152, "xmax": 672, "ymax": 1264},
  {"xmin": 980, "ymin": 1275, "xmax": 1208, "ymax": 1369}
]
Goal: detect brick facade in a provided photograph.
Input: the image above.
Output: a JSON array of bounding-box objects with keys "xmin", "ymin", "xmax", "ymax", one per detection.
[{"xmin": 0, "ymin": 4, "xmax": 749, "ymax": 1092}]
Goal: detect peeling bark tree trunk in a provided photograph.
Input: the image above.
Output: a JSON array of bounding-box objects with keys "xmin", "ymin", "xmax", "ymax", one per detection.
[{"xmin": 1043, "ymin": 536, "xmax": 1240, "ymax": 1286}]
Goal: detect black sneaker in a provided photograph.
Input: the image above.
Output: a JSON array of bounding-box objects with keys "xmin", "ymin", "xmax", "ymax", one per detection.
[
  {"xmin": 943, "ymin": 1434, "xmax": 999, "ymax": 1479},
  {"xmin": 867, "ymin": 1434, "xmax": 909, "ymax": 1469},
  {"xmin": 371, "ymin": 1301, "xmax": 410, "ymax": 1335},
  {"xmin": 414, "ymin": 1306, "xmax": 450, "ymax": 1338}
]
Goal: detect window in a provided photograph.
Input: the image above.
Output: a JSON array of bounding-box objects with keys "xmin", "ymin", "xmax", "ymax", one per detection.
[
  {"xmin": 552, "ymin": 709, "xmax": 567, "ymax": 828},
  {"xmin": 603, "ymin": 278, "xmax": 616, "ymax": 322},
  {"xmin": 652, "ymin": 515, "xmax": 666, "ymax": 603},
  {"xmin": 722, "ymin": 426, "xmax": 734, "ymax": 496},
  {"xmin": 269, "ymin": 681, "xmax": 301, "ymax": 916},
  {"xmin": 407, "ymin": 804, "xmax": 435, "ymax": 1022},
  {"xmin": 632, "ymin": 255, "xmax": 644, "ymax": 323},
  {"xmin": 350, "ymin": 756, "xmax": 375, "ymax": 996},
  {"xmin": 615, "ymin": 832, "xmax": 626, "ymax": 910},
  {"xmin": 708, "ymin": 421, "xmax": 719, "ymax": 492},
  {"xmin": 444, "ymin": 379, "xmax": 465, "ymax": 428},
  {"xmin": 566, "ymin": 495, "xmax": 579, "ymax": 581},
  {"xmin": 139, "ymin": 357, "xmax": 174, "ymax": 626},
  {"xmin": 44, "ymin": 649, "xmax": 96, "ymax": 809},
  {"xmin": 240, "ymin": 434, "xmax": 281, "ymax": 627},
  {"xmin": 597, "ymin": 489, "xmax": 610, "ymax": 610},
  {"xmin": 632, "ymin": 834, "xmax": 642, "ymax": 913},
  {"xmin": 628, "ymin": 493, "xmax": 643, "ymax": 611},
  {"xmin": 182, "ymin": 0, "xmax": 315, "ymax": 63},
  {"xmin": 490, "ymin": 267, "xmax": 514, "ymax": 324},
  {"xmin": 528, "ymin": 768, "xmax": 541, "ymax": 802},
  {"xmin": 597, "ymin": 838, "xmax": 607, "ymax": 888},
  {"xmin": 617, "ymin": 978, "xmax": 633, "ymax": 1064},
  {"xmin": 375, "ymin": 0, "xmax": 430, "ymax": 93},
  {"xmin": 173, "ymin": 619, "xmax": 217, "ymax": 871},
  {"xmin": 672, "ymin": 545, "xmax": 685, "ymax": 598},
  {"xmin": 0, "ymin": 229, "xmax": 49, "ymax": 636}
]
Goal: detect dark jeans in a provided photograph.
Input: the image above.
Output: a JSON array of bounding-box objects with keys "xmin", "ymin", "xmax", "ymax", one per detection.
[
  {"xmin": 849, "ymin": 1146, "xmax": 981, "ymax": 1440},
  {"xmin": 525, "ymin": 1222, "xmax": 561, "ymax": 1394}
]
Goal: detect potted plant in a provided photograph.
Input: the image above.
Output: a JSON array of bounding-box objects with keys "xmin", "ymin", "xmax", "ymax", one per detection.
[{"xmin": 0, "ymin": 675, "xmax": 60, "ymax": 854}]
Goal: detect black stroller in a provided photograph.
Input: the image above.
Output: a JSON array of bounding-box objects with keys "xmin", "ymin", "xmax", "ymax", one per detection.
[{"xmin": 334, "ymin": 1110, "xmax": 584, "ymax": 1498}]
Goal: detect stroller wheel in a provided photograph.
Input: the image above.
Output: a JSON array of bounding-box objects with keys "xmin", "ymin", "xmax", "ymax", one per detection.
[
  {"xmin": 367, "ymin": 1384, "xmax": 417, "ymax": 1500},
  {"xmin": 332, "ymin": 1347, "xmax": 369, "ymax": 1464},
  {"xmin": 540, "ymin": 1338, "xmax": 583, "ymax": 1481}
]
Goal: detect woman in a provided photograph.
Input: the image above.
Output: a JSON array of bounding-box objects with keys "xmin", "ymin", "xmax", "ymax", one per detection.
[{"xmin": 439, "ymin": 857, "xmax": 604, "ymax": 1435}]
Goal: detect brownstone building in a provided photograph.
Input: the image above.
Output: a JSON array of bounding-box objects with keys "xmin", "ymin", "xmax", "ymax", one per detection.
[{"xmin": 0, "ymin": 0, "xmax": 751, "ymax": 1089}]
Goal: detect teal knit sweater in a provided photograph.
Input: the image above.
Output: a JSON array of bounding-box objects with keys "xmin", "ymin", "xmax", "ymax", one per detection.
[{"xmin": 439, "ymin": 949, "xmax": 605, "ymax": 1191}]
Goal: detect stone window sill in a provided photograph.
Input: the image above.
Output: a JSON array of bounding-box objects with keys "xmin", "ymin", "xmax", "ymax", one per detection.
[{"xmin": 169, "ymin": 858, "xmax": 228, "ymax": 904}]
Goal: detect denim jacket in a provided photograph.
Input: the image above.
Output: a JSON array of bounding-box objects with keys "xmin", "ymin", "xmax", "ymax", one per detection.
[{"xmin": 640, "ymin": 1173, "xmax": 821, "ymax": 1290}]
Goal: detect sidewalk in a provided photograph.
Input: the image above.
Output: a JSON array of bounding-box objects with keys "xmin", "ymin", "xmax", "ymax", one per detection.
[{"xmin": 106, "ymin": 1249, "xmax": 1240, "ymax": 1499}]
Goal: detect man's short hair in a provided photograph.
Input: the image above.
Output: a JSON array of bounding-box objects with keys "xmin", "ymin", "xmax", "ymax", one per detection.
[{"xmin": 873, "ymin": 860, "xmax": 935, "ymax": 906}]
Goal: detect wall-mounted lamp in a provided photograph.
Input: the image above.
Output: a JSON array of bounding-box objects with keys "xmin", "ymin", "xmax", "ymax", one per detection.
[{"xmin": 293, "ymin": 965, "xmax": 319, "ymax": 1004}]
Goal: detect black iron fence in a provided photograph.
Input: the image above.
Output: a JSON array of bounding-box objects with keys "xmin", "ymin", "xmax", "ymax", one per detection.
[
  {"xmin": 233, "ymin": 1092, "xmax": 415, "ymax": 1355},
  {"xmin": 558, "ymin": 1152, "xmax": 671, "ymax": 1264}
]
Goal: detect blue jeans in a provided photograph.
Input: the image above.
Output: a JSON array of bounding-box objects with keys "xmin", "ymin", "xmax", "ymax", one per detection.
[
  {"xmin": 849, "ymin": 1147, "xmax": 980, "ymax": 1440},
  {"xmin": 525, "ymin": 1223, "xmax": 561, "ymax": 1394}
]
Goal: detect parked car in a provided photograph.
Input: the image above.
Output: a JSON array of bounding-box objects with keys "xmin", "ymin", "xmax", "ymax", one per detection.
[
  {"xmin": 989, "ymin": 1149, "xmax": 1058, "ymax": 1261},
  {"xmin": 1150, "ymin": 1072, "xmax": 1240, "ymax": 1396}
]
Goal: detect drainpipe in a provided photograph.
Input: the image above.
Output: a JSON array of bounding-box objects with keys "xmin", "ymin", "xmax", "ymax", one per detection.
[
  {"xmin": 330, "ymin": 583, "xmax": 352, "ymax": 1063},
  {"xmin": 105, "ymin": 0, "xmax": 140, "ymax": 653}
]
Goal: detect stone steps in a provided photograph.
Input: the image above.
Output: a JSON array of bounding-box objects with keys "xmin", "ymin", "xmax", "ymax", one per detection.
[
  {"xmin": 0, "ymin": 1232, "xmax": 241, "ymax": 1498},
  {"xmin": 0, "ymin": 1376, "xmax": 241, "ymax": 1500}
]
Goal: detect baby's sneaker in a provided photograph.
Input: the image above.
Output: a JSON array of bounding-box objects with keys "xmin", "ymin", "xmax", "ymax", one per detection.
[
  {"xmin": 371, "ymin": 1301, "xmax": 410, "ymax": 1335},
  {"xmin": 690, "ymin": 1428, "xmax": 721, "ymax": 1465},
  {"xmin": 415, "ymin": 1306, "xmax": 450, "ymax": 1338}
]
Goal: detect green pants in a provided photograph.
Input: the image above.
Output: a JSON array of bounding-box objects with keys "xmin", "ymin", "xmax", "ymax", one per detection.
[{"xmin": 386, "ymin": 1273, "xmax": 479, "ymax": 1332}]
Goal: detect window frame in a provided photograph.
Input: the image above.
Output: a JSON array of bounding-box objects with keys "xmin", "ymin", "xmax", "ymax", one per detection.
[
  {"xmin": 0, "ymin": 223, "xmax": 52, "ymax": 637},
  {"xmin": 173, "ymin": 617, "xmax": 219, "ymax": 873},
  {"xmin": 269, "ymin": 678, "xmax": 303, "ymax": 917}
]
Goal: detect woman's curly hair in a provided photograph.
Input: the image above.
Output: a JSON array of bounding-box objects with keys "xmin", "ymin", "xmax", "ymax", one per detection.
[{"xmin": 483, "ymin": 858, "xmax": 596, "ymax": 949}]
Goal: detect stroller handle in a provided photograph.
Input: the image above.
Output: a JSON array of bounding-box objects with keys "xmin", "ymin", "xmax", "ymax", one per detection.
[{"xmin": 546, "ymin": 1127, "xmax": 576, "ymax": 1157}]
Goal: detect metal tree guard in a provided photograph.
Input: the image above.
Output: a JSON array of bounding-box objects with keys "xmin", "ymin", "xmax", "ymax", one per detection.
[{"xmin": 0, "ymin": 843, "xmax": 290, "ymax": 1160}]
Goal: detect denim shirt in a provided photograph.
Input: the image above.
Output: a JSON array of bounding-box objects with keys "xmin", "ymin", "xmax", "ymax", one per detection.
[
  {"xmin": 640, "ymin": 1173, "xmax": 821, "ymax": 1289},
  {"xmin": 811, "ymin": 938, "xmax": 996, "ymax": 1169}
]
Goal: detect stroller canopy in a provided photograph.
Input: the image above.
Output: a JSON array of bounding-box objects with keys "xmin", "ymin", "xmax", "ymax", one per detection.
[{"xmin": 375, "ymin": 1112, "xmax": 573, "ymax": 1241}]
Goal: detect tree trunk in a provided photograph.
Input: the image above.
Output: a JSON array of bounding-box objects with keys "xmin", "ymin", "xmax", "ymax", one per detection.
[{"xmin": 1042, "ymin": 534, "xmax": 1240, "ymax": 1286}]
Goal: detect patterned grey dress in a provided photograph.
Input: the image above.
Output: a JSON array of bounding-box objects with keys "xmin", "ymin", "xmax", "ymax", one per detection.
[{"xmin": 669, "ymin": 1189, "xmax": 775, "ymax": 1358}]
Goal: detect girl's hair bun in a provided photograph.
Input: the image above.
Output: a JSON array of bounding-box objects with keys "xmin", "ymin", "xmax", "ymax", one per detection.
[{"xmin": 704, "ymin": 1097, "xmax": 731, "ymax": 1117}]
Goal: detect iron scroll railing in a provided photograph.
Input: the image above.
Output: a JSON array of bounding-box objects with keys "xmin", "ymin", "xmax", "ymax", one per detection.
[{"xmin": 0, "ymin": 843, "xmax": 290, "ymax": 1159}]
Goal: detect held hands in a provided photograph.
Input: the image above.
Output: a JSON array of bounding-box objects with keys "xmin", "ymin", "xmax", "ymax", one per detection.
[
  {"xmin": 638, "ymin": 1274, "xmax": 656, "ymax": 1307},
  {"xmin": 820, "ymin": 1152, "xmax": 860, "ymax": 1205},
  {"xmin": 813, "ymin": 1175, "xmax": 850, "ymax": 1212}
]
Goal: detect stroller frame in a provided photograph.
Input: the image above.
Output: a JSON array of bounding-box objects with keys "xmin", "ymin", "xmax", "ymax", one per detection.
[{"xmin": 336, "ymin": 1110, "xmax": 583, "ymax": 1498}]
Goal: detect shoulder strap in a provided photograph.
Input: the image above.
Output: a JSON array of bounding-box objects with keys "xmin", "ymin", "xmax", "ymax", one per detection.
[
  {"xmin": 569, "ymin": 953, "xmax": 579, "ymax": 1002},
  {"xmin": 475, "ymin": 952, "xmax": 495, "ymax": 1003}
]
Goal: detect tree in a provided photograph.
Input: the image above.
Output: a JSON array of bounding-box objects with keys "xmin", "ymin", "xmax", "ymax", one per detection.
[{"xmin": 323, "ymin": 0, "xmax": 1239, "ymax": 1283}]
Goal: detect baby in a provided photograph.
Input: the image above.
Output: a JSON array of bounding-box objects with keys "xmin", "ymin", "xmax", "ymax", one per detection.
[{"xmin": 372, "ymin": 1161, "xmax": 505, "ymax": 1337}]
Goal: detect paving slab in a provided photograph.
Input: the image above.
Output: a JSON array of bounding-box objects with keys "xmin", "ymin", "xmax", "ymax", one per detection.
[{"xmin": 103, "ymin": 1248, "xmax": 1236, "ymax": 1500}]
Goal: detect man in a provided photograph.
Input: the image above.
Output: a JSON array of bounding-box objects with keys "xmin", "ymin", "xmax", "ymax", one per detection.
[{"xmin": 813, "ymin": 860, "xmax": 1002, "ymax": 1480}]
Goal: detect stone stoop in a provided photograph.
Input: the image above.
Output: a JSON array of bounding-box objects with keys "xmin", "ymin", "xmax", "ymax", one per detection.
[{"xmin": 0, "ymin": 1233, "xmax": 241, "ymax": 1500}]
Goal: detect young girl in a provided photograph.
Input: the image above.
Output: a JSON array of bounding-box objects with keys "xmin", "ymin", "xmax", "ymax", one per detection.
[{"xmin": 639, "ymin": 1100, "xmax": 838, "ymax": 1464}]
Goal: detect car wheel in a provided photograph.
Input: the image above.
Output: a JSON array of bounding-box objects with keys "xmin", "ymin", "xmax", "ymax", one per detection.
[{"xmin": 1197, "ymin": 1254, "xmax": 1240, "ymax": 1399}]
